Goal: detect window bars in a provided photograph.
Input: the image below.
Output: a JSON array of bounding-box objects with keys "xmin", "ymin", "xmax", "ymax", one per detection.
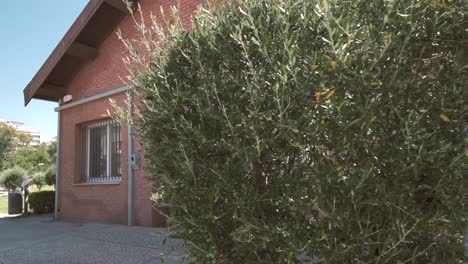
[{"xmin": 85, "ymin": 121, "xmax": 122, "ymax": 183}]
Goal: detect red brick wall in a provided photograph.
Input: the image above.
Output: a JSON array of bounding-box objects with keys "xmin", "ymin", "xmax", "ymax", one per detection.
[
  {"xmin": 59, "ymin": 0, "xmax": 202, "ymax": 226},
  {"xmin": 67, "ymin": 0, "xmax": 202, "ymax": 101},
  {"xmin": 60, "ymin": 94, "xmax": 129, "ymax": 225}
]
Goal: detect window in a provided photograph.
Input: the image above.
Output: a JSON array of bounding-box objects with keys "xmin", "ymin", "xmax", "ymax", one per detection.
[{"xmin": 85, "ymin": 121, "xmax": 122, "ymax": 182}]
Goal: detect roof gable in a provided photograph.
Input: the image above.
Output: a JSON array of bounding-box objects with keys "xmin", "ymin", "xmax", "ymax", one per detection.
[{"xmin": 23, "ymin": 0, "xmax": 134, "ymax": 105}]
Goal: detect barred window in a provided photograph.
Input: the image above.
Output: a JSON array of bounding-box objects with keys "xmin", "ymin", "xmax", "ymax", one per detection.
[{"xmin": 85, "ymin": 121, "xmax": 122, "ymax": 182}]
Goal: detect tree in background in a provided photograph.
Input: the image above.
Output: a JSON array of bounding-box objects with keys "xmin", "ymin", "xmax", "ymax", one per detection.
[
  {"xmin": 16, "ymin": 132, "xmax": 33, "ymax": 147},
  {"xmin": 32, "ymin": 172, "xmax": 46, "ymax": 191},
  {"xmin": 1, "ymin": 122, "xmax": 57, "ymax": 179},
  {"xmin": 0, "ymin": 122, "xmax": 32, "ymax": 170},
  {"xmin": 6, "ymin": 143, "xmax": 51, "ymax": 174},
  {"xmin": 122, "ymin": 0, "xmax": 466, "ymax": 263},
  {"xmin": 0, "ymin": 122, "xmax": 18, "ymax": 170},
  {"xmin": 47, "ymin": 141, "xmax": 57, "ymax": 162},
  {"xmin": 44, "ymin": 165, "xmax": 56, "ymax": 186}
]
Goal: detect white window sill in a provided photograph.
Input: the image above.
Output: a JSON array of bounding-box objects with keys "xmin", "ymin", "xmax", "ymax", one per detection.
[{"xmin": 73, "ymin": 181, "xmax": 122, "ymax": 186}]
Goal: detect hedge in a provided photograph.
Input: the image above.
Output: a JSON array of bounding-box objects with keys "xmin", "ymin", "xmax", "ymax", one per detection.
[
  {"xmin": 28, "ymin": 191, "xmax": 55, "ymax": 214},
  {"xmin": 122, "ymin": 0, "xmax": 466, "ymax": 263}
]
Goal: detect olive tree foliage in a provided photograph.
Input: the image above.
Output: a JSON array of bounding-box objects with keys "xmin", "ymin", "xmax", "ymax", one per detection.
[
  {"xmin": 0, "ymin": 167, "xmax": 26, "ymax": 191},
  {"xmin": 120, "ymin": 0, "xmax": 466, "ymax": 263}
]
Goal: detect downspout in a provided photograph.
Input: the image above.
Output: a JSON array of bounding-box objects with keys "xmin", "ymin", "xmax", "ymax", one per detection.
[
  {"xmin": 465, "ymin": 192, "xmax": 468, "ymax": 260},
  {"xmin": 465, "ymin": 224, "xmax": 468, "ymax": 260},
  {"xmin": 54, "ymin": 111, "xmax": 61, "ymax": 220},
  {"xmin": 127, "ymin": 91, "xmax": 135, "ymax": 226}
]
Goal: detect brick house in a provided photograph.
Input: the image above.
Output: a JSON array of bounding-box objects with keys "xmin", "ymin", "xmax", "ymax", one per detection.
[{"xmin": 23, "ymin": 0, "xmax": 201, "ymax": 227}]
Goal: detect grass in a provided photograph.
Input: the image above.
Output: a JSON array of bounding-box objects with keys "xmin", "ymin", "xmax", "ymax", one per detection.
[{"xmin": 0, "ymin": 195, "xmax": 7, "ymax": 215}]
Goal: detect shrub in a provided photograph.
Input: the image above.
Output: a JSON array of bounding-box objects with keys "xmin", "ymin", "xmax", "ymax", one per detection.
[
  {"xmin": 28, "ymin": 191, "xmax": 55, "ymax": 214},
  {"xmin": 32, "ymin": 172, "xmax": 46, "ymax": 191},
  {"xmin": 44, "ymin": 165, "xmax": 56, "ymax": 186},
  {"xmin": 123, "ymin": 0, "xmax": 466, "ymax": 263},
  {"xmin": 0, "ymin": 167, "xmax": 26, "ymax": 191}
]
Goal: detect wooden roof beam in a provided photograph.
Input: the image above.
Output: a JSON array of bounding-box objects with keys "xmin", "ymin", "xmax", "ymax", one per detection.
[
  {"xmin": 104, "ymin": 0, "xmax": 132, "ymax": 14},
  {"xmin": 41, "ymin": 83, "xmax": 65, "ymax": 91},
  {"xmin": 66, "ymin": 42, "xmax": 98, "ymax": 60},
  {"xmin": 38, "ymin": 83, "xmax": 67, "ymax": 98},
  {"xmin": 33, "ymin": 94, "xmax": 61, "ymax": 102}
]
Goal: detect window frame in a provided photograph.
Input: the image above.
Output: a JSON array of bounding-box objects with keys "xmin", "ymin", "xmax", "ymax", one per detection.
[{"xmin": 84, "ymin": 120, "xmax": 122, "ymax": 183}]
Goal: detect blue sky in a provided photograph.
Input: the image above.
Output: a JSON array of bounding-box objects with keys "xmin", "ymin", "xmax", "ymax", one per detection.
[{"xmin": 0, "ymin": 0, "xmax": 88, "ymax": 142}]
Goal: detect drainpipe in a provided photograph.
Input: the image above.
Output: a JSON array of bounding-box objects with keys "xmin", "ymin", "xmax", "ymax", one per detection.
[
  {"xmin": 54, "ymin": 111, "xmax": 61, "ymax": 220},
  {"xmin": 127, "ymin": 91, "xmax": 135, "ymax": 226},
  {"xmin": 465, "ymin": 192, "xmax": 468, "ymax": 260},
  {"xmin": 464, "ymin": 224, "xmax": 468, "ymax": 260}
]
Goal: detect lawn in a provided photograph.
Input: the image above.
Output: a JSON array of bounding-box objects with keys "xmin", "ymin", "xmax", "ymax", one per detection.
[{"xmin": 0, "ymin": 195, "xmax": 7, "ymax": 214}]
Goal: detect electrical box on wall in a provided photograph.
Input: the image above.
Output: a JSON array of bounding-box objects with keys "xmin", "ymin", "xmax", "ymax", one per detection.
[{"xmin": 131, "ymin": 153, "xmax": 140, "ymax": 170}]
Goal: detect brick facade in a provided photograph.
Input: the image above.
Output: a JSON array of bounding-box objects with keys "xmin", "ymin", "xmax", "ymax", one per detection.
[{"xmin": 58, "ymin": 0, "xmax": 201, "ymax": 226}]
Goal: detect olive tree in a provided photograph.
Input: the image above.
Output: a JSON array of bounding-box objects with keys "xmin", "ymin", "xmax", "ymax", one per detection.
[
  {"xmin": 121, "ymin": 0, "xmax": 466, "ymax": 263},
  {"xmin": 0, "ymin": 167, "xmax": 26, "ymax": 192}
]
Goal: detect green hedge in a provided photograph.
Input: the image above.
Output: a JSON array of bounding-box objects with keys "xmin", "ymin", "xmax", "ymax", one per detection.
[{"xmin": 28, "ymin": 191, "xmax": 55, "ymax": 214}]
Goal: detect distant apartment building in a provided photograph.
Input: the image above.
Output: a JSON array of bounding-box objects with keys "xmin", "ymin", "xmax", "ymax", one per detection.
[
  {"xmin": 0, "ymin": 119, "xmax": 41, "ymax": 146},
  {"xmin": 43, "ymin": 137, "xmax": 57, "ymax": 146}
]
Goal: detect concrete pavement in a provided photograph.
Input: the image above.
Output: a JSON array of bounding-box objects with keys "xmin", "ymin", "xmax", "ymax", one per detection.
[{"xmin": 0, "ymin": 214, "xmax": 187, "ymax": 264}]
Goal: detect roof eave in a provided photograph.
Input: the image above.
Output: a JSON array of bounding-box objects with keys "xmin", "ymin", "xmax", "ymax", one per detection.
[{"xmin": 23, "ymin": 0, "xmax": 134, "ymax": 106}]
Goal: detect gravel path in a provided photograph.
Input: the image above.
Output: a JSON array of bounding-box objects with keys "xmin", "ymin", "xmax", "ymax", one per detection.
[{"xmin": 0, "ymin": 214, "xmax": 187, "ymax": 264}]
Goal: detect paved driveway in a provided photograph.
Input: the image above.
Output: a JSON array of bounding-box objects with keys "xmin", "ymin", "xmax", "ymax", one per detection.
[{"xmin": 0, "ymin": 215, "xmax": 186, "ymax": 264}]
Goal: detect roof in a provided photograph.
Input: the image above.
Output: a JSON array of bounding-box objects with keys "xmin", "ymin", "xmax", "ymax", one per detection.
[{"xmin": 23, "ymin": 0, "xmax": 134, "ymax": 106}]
